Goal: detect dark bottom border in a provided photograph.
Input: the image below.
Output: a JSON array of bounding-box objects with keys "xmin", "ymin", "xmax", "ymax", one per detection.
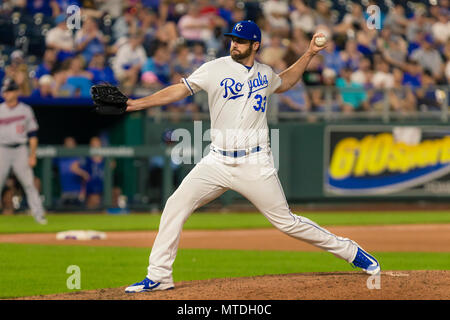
[{"xmin": 1, "ymin": 300, "xmax": 448, "ymax": 318}]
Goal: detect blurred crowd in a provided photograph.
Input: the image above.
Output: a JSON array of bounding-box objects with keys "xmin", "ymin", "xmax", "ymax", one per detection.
[{"xmin": 0, "ymin": 0, "xmax": 448, "ymax": 115}]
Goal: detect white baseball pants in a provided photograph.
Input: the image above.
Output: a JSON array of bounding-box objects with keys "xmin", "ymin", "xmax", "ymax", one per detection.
[
  {"xmin": 0, "ymin": 145, "xmax": 45, "ymax": 219},
  {"xmin": 147, "ymin": 147, "xmax": 358, "ymax": 284}
]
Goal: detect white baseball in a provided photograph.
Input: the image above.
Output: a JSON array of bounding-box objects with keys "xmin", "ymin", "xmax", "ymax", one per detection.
[{"xmin": 314, "ymin": 35, "xmax": 327, "ymax": 47}]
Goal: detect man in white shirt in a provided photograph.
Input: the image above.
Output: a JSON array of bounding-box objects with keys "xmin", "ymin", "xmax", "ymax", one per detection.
[
  {"xmin": 124, "ymin": 21, "xmax": 380, "ymax": 293},
  {"xmin": 112, "ymin": 32, "xmax": 147, "ymax": 94},
  {"xmin": 45, "ymin": 14, "xmax": 75, "ymax": 62}
]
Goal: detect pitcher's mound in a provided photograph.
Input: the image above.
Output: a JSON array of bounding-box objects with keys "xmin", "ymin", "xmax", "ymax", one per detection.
[{"xmin": 20, "ymin": 270, "xmax": 449, "ymax": 300}]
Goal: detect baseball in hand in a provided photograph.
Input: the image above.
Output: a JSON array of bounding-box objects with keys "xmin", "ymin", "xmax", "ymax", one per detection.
[{"xmin": 314, "ymin": 35, "xmax": 327, "ymax": 47}]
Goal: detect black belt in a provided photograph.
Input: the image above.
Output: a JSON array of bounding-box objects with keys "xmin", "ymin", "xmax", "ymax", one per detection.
[
  {"xmin": 211, "ymin": 145, "xmax": 262, "ymax": 158},
  {"xmin": 0, "ymin": 143, "xmax": 25, "ymax": 148}
]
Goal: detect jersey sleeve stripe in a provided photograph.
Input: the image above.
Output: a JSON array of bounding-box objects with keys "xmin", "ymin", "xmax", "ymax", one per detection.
[
  {"xmin": 181, "ymin": 78, "xmax": 195, "ymax": 96},
  {"xmin": 27, "ymin": 130, "xmax": 38, "ymax": 138}
]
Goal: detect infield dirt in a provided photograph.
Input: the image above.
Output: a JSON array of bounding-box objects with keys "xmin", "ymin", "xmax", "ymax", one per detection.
[
  {"xmin": 17, "ymin": 271, "xmax": 450, "ymax": 300},
  {"xmin": 3, "ymin": 224, "xmax": 450, "ymax": 300}
]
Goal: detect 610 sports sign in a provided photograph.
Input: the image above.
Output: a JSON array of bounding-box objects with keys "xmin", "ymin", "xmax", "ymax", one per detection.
[{"xmin": 324, "ymin": 125, "xmax": 450, "ymax": 196}]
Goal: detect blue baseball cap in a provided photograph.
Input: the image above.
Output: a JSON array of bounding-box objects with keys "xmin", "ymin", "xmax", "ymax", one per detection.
[{"xmin": 224, "ymin": 20, "xmax": 261, "ymax": 43}]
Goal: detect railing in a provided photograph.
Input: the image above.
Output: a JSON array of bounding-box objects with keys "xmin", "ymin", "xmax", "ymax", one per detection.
[
  {"xmin": 141, "ymin": 85, "xmax": 450, "ymax": 124},
  {"xmin": 36, "ymin": 145, "xmax": 175, "ymax": 210}
]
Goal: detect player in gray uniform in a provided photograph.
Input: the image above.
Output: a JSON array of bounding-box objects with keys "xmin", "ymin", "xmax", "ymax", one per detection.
[
  {"xmin": 124, "ymin": 21, "xmax": 380, "ymax": 293},
  {"xmin": 0, "ymin": 78, "xmax": 47, "ymax": 224}
]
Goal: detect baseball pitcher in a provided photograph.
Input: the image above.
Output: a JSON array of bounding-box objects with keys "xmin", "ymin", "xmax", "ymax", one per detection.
[{"xmin": 118, "ymin": 21, "xmax": 380, "ymax": 293}]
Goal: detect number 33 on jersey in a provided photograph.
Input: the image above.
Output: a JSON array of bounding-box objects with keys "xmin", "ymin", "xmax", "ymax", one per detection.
[{"xmin": 181, "ymin": 56, "xmax": 282, "ymax": 150}]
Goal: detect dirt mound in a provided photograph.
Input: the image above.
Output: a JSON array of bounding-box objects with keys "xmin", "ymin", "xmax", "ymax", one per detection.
[{"xmin": 18, "ymin": 270, "xmax": 450, "ymax": 300}]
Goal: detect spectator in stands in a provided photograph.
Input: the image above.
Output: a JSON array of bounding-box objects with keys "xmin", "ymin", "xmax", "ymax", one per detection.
[
  {"xmin": 63, "ymin": 55, "xmax": 94, "ymax": 97},
  {"xmin": 313, "ymin": 0, "xmax": 333, "ymax": 29},
  {"xmin": 138, "ymin": 8, "xmax": 179, "ymax": 50},
  {"xmin": 377, "ymin": 32, "xmax": 408, "ymax": 66},
  {"xmin": 336, "ymin": 66, "xmax": 369, "ymax": 113},
  {"xmin": 388, "ymin": 67, "xmax": 417, "ymax": 113},
  {"xmin": 190, "ymin": 42, "xmax": 207, "ymax": 70},
  {"xmin": 33, "ymin": 48, "xmax": 57, "ymax": 88},
  {"xmin": 81, "ymin": 136, "xmax": 109, "ymax": 210},
  {"xmin": 290, "ymin": 0, "xmax": 316, "ymax": 34},
  {"xmin": 376, "ymin": 27, "xmax": 395, "ymax": 52},
  {"xmin": 87, "ymin": 53, "xmax": 118, "ymax": 86},
  {"xmin": 141, "ymin": 41, "xmax": 171, "ymax": 89},
  {"xmin": 31, "ymin": 75, "xmax": 55, "ymax": 98},
  {"xmin": 112, "ymin": 31, "xmax": 147, "ymax": 95},
  {"xmin": 229, "ymin": 4, "xmax": 246, "ymax": 27},
  {"xmin": 320, "ymin": 38, "xmax": 344, "ymax": 75},
  {"xmin": 278, "ymin": 75, "xmax": 311, "ymax": 113},
  {"xmin": 198, "ymin": 0, "xmax": 228, "ymax": 41},
  {"xmin": 372, "ymin": 58, "xmax": 394, "ymax": 89},
  {"xmin": 218, "ymin": 0, "xmax": 236, "ymax": 28},
  {"xmin": 283, "ymin": 28, "xmax": 310, "ymax": 66},
  {"xmin": 335, "ymin": 2, "xmax": 367, "ymax": 34},
  {"xmin": 416, "ymin": 69, "xmax": 443, "ymax": 111},
  {"xmin": 351, "ymin": 57, "xmax": 373, "ymax": 88},
  {"xmin": 262, "ymin": 0, "xmax": 290, "ymax": 37},
  {"xmin": 432, "ymin": 9, "xmax": 450, "ymax": 45},
  {"xmin": 406, "ymin": 9, "xmax": 432, "ymax": 43},
  {"xmin": 260, "ymin": 33, "xmax": 286, "ymax": 68},
  {"xmin": 112, "ymin": 6, "xmax": 139, "ymax": 41},
  {"xmin": 46, "ymin": 14, "xmax": 75, "ymax": 62},
  {"xmin": 5, "ymin": 50, "xmax": 31, "ymax": 96},
  {"xmin": 54, "ymin": 136, "xmax": 89, "ymax": 207},
  {"xmin": 93, "ymin": 0, "xmax": 122, "ymax": 19},
  {"xmin": 177, "ymin": 3, "xmax": 212, "ymax": 46},
  {"xmin": 384, "ymin": 3, "xmax": 409, "ymax": 36},
  {"xmin": 340, "ymin": 39, "xmax": 363, "ymax": 71},
  {"xmin": 74, "ymin": 16, "xmax": 106, "ymax": 63},
  {"xmin": 403, "ymin": 59, "xmax": 425, "ymax": 87},
  {"xmin": 356, "ymin": 29, "xmax": 377, "ymax": 57},
  {"xmin": 410, "ymin": 34, "xmax": 444, "ymax": 80},
  {"xmin": 172, "ymin": 44, "xmax": 194, "ymax": 77},
  {"xmin": 381, "ymin": 46, "xmax": 424, "ymax": 88},
  {"xmin": 312, "ymin": 68, "xmax": 343, "ymax": 113}
]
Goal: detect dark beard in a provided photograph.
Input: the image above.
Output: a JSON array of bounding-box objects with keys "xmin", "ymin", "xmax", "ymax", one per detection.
[{"xmin": 230, "ymin": 46, "xmax": 252, "ymax": 62}]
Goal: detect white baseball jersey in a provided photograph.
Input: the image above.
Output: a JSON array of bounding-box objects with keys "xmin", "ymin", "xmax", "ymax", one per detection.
[
  {"xmin": 0, "ymin": 101, "xmax": 45, "ymax": 221},
  {"xmin": 146, "ymin": 56, "xmax": 362, "ymax": 286},
  {"xmin": 182, "ymin": 56, "xmax": 282, "ymax": 150},
  {"xmin": 0, "ymin": 102, "xmax": 39, "ymax": 145}
]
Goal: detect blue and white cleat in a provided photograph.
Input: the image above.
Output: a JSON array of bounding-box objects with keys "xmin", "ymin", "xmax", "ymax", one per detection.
[
  {"xmin": 351, "ymin": 247, "xmax": 381, "ymax": 275},
  {"xmin": 125, "ymin": 277, "xmax": 174, "ymax": 293}
]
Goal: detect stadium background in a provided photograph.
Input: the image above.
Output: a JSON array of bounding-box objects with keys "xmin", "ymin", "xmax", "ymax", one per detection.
[{"xmin": 0, "ymin": 0, "xmax": 449, "ymax": 301}]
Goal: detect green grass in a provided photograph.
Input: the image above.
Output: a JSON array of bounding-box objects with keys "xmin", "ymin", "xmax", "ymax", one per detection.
[
  {"xmin": 0, "ymin": 243, "xmax": 449, "ymax": 298},
  {"xmin": 0, "ymin": 211, "xmax": 450, "ymax": 234}
]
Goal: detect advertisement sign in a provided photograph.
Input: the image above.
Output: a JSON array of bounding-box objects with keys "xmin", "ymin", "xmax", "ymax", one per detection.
[{"xmin": 324, "ymin": 125, "xmax": 450, "ymax": 196}]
